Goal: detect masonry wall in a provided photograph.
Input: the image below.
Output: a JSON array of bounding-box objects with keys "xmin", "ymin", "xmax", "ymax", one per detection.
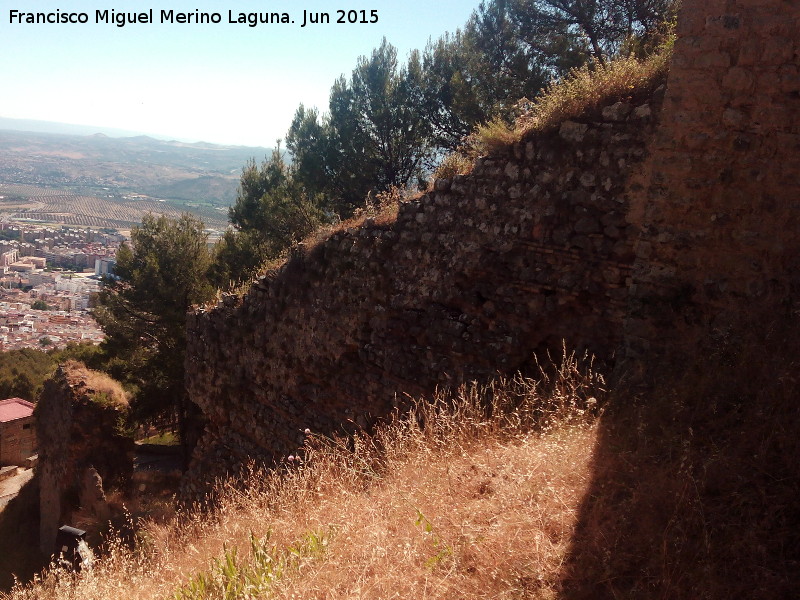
[
  {"xmin": 183, "ymin": 92, "xmax": 664, "ymax": 494},
  {"xmin": 0, "ymin": 415, "xmax": 35, "ymax": 467},
  {"xmin": 184, "ymin": 1, "xmax": 800, "ymax": 493},
  {"xmin": 36, "ymin": 362, "xmax": 132, "ymax": 554},
  {"xmin": 624, "ymin": 0, "xmax": 800, "ymax": 363}
]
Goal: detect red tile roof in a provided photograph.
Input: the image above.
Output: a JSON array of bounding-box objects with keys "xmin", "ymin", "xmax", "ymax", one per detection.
[{"xmin": 0, "ymin": 398, "xmax": 34, "ymax": 423}]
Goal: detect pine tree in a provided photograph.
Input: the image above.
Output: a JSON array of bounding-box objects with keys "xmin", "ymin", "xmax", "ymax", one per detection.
[{"xmin": 94, "ymin": 213, "xmax": 214, "ymax": 458}]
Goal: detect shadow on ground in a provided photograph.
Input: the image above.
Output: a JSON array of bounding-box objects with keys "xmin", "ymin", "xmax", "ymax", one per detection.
[
  {"xmin": 0, "ymin": 476, "xmax": 46, "ymax": 592},
  {"xmin": 559, "ymin": 319, "xmax": 800, "ymax": 599}
]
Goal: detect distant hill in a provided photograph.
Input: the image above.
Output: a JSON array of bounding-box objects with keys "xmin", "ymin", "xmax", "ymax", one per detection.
[
  {"xmin": 0, "ymin": 116, "xmax": 151, "ymax": 138},
  {"xmin": 0, "ymin": 116, "xmax": 265, "ymax": 148},
  {"xmin": 0, "ymin": 123, "xmax": 273, "ymax": 228}
]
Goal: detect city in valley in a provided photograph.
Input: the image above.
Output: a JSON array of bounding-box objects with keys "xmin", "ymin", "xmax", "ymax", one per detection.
[
  {"xmin": 0, "ymin": 222, "xmax": 120, "ymax": 351},
  {"xmin": 0, "ymin": 124, "xmax": 268, "ymax": 352}
]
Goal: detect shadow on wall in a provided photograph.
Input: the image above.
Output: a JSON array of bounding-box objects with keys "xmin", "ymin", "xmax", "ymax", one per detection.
[
  {"xmin": 559, "ymin": 311, "xmax": 800, "ymax": 599},
  {"xmin": 0, "ymin": 477, "xmax": 45, "ymax": 591}
]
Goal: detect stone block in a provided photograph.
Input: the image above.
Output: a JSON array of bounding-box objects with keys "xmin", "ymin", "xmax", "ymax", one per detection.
[
  {"xmin": 779, "ymin": 64, "xmax": 800, "ymax": 93},
  {"xmin": 559, "ymin": 121, "xmax": 589, "ymax": 142},
  {"xmin": 633, "ymin": 104, "xmax": 652, "ymax": 119},
  {"xmin": 505, "ymin": 162, "xmax": 520, "ymax": 180},
  {"xmin": 722, "ymin": 108, "xmax": 746, "ymax": 128},
  {"xmin": 696, "ymin": 51, "xmax": 731, "ymax": 69},
  {"xmin": 579, "ymin": 173, "xmax": 597, "ymax": 188},
  {"xmin": 602, "ymin": 102, "xmax": 633, "ymax": 122},
  {"xmin": 736, "ymin": 38, "xmax": 764, "ymax": 66},
  {"xmin": 762, "ymin": 37, "xmax": 795, "ymax": 65},
  {"xmin": 722, "ymin": 66, "xmax": 755, "ymax": 92},
  {"xmin": 574, "ymin": 216, "xmax": 601, "ymax": 234},
  {"xmin": 434, "ymin": 178, "xmax": 451, "ymax": 192}
]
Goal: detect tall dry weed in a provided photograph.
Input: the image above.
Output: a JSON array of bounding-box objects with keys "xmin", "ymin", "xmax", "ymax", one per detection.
[
  {"xmin": 432, "ymin": 44, "xmax": 672, "ymax": 182},
  {"xmin": 4, "ymin": 352, "xmax": 604, "ymax": 600}
]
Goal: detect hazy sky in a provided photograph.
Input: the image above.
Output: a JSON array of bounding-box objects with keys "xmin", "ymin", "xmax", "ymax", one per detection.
[{"xmin": 1, "ymin": 0, "xmax": 478, "ymax": 147}]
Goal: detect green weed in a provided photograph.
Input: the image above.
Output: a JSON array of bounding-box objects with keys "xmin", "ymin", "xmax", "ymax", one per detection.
[
  {"xmin": 414, "ymin": 510, "xmax": 453, "ymax": 570},
  {"xmin": 173, "ymin": 528, "xmax": 329, "ymax": 600}
]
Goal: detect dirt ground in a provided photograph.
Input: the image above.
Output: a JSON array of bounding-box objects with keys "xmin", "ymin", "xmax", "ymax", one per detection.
[{"xmin": 0, "ymin": 467, "xmax": 34, "ymax": 511}]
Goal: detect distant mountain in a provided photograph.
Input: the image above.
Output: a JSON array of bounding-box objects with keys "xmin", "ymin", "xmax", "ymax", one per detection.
[
  {"xmin": 0, "ymin": 125, "xmax": 274, "ymax": 229},
  {"xmin": 0, "ymin": 116, "xmax": 272, "ymax": 151},
  {"xmin": 0, "ymin": 127, "xmax": 272, "ymax": 184},
  {"xmin": 0, "ymin": 116, "xmax": 154, "ymax": 139}
]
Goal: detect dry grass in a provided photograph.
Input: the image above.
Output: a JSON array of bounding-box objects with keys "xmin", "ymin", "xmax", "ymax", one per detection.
[
  {"xmin": 432, "ymin": 44, "xmax": 672, "ymax": 183},
  {"xmin": 476, "ymin": 48, "xmax": 671, "ymax": 153},
  {"xmin": 63, "ymin": 360, "xmax": 128, "ymax": 408},
  {"xmin": 432, "ymin": 150, "xmax": 478, "ymax": 181},
  {"xmin": 3, "ymin": 352, "xmax": 604, "ymax": 600},
  {"xmin": 303, "ymin": 186, "xmax": 405, "ymax": 248},
  {"xmin": 512, "ymin": 48, "xmax": 671, "ymax": 137},
  {"xmin": 6, "ymin": 331, "xmax": 795, "ymax": 598}
]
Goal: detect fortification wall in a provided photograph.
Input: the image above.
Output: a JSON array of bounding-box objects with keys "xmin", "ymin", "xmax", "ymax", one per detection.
[
  {"xmin": 183, "ymin": 96, "xmax": 662, "ymax": 493},
  {"xmin": 36, "ymin": 362, "xmax": 132, "ymax": 554},
  {"xmin": 185, "ymin": 0, "xmax": 800, "ymax": 492},
  {"xmin": 624, "ymin": 0, "xmax": 800, "ymax": 363}
]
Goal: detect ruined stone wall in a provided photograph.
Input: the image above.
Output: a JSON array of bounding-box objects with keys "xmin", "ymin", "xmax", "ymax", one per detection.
[
  {"xmin": 185, "ymin": 1, "xmax": 800, "ymax": 492},
  {"xmin": 183, "ymin": 93, "xmax": 663, "ymax": 493},
  {"xmin": 624, "ymin": 0, "xmax": 800, "ymax": 363},
  {"xmin": 36, "ymin": 362, "xmax": 132, "ymax": 554}
]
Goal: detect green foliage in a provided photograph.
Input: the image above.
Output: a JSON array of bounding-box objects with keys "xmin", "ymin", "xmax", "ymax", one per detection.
[
  {"xmin": 510, "ymin": 0, "xmax": 676, "ymax": 65},
  {"xmin": 210, "ymin": 229, "xmax": 263, "ymax": 290},
  {"xmin": 93, "ymin": 213, "xmax": 214, "ymax": 446},
  {"xmin": 419, "ymin": 31, "xmax": 486, "ymax": 151},
  {"xmin": 0, "ymin": 348, "xmax": 58, "ymax": 400},
  {"xmin": 285, "ymin": 105, "xmax": 331, "ymax": 199},
  {"xmin": 173, "ymin": 529, "xmax": 329, "ymax": 600},
  {"xmin": 210, "ymin": 150, "xmax": 327, "ymax": 289},
  {"xmin": 414, "ymin": 510, "xmax": 454, "ymax": 569},
  {"xmin": 462, "ymin": 0, "xmax": 562, "ymax": 116},
  {"xmin": 0, "ymin": 343, "xmax": 109, "ymax": 403},
  {"xmin": 279, "ymin": 0, "xmax": 676, "ymax": 216},
  {"xmin": 418, "ymin": 0, "xmax": 587, "ymax": 152},
  {"xmin": 288, "ymin": 39, "xmax": 434, "ymax": 217},
  {"xmin": 53, "ymin": 341, "xmax": 108, "ymax": 371},
  {"xmin": 31, "ymin": 299, "xmax": 49, "ymax": 311}
]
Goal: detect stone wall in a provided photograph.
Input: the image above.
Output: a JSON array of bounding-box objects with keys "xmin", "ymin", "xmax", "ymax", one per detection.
[
  {"xmin": 36, "ymin": 362, "xmax": 132, "ymax": 554},
  {"xmin": 183, "ymin": 88, "xmax": 664, "ymax": 494},
  {"xmin": 624, "ymin": 0, "xmax": 800, "ymax": 364},
  {"xmin": 185, "ymin": 1, "xmax": 800, "ymax": 494}
]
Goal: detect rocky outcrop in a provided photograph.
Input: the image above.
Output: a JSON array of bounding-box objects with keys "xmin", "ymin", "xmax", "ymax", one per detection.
[
  {"xmin": 183, "ymin": 88, "xmax": 664, "ymax": 495},
  {"xmin": 36, "ymin": 362, "xmax": 132, "ymax": 554}
]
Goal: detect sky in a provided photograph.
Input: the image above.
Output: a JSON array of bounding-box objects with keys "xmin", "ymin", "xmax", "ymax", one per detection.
[{"xmin": 1, "ymin": 0, "xmax": 479, "ymax": 147}]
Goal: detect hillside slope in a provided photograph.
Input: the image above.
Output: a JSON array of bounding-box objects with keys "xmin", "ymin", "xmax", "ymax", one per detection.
[{"xmin": 5, "ymin": 359, "xmax": 605, "ymax": 600}]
